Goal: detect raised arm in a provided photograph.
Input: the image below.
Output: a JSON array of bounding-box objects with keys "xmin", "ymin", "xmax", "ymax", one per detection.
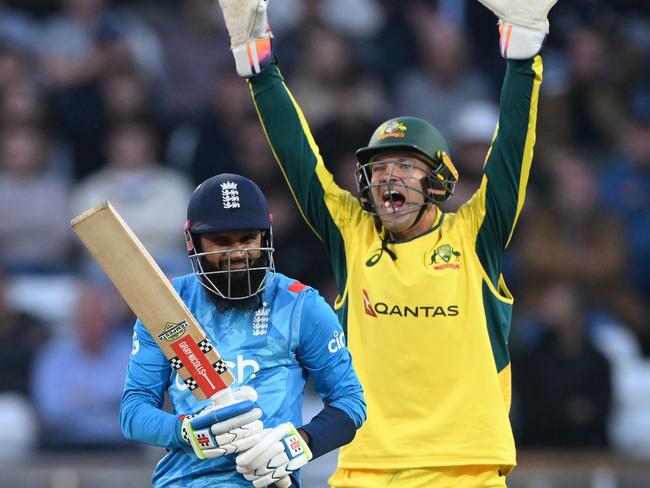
[
  {"xmin": 459, "ymin": 0, "xmax": 557, "ymax": 287},
  {"xmin": 216, "ymin": 0, "xmax": 361, "ymax": 295}
]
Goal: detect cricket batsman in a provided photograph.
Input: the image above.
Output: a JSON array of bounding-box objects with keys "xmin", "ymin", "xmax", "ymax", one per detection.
[{"xmin": 216, "ymin": 0, "xmax": 558, "ymax": 486}]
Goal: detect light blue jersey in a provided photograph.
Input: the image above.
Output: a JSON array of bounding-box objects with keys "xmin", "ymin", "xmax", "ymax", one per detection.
[{"xmin": 120, "ymin": 272, "xmax": 365, "ymax": 488}]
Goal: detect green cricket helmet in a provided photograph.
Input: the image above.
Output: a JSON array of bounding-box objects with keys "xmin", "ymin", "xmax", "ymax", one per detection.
[{"xmin": 354, "ymin": 116, "xmax": 459, "ymax": 215}]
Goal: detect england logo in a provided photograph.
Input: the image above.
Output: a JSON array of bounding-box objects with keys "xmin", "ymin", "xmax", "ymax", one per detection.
[
  {"xmin": 253, "ymin": 302, "xmax": 271, "ymax": 336},
  {"xmin": 220, "ymin": 181, "xmax": 240, "ymax": 209}
]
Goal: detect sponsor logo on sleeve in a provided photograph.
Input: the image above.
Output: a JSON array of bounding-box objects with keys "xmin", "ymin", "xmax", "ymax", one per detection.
[{"xmin": 328, "ymin": 331, "xmax": 346, "ymax": 353}]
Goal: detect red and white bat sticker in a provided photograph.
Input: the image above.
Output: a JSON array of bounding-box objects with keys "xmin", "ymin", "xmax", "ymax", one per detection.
[{"xmin": 171, "ymin": 338, "xmax": 227, "ymax": 397}]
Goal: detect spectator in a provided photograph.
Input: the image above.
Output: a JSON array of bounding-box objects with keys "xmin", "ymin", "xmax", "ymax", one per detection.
[
  {"xmin": 395, "ymin": 9, "xmax": 491, "ymax": 138},
  {"xmin": 30, "ymin": 282, "xmax": 133, "ymax": 450},
  {"xmin": 39, "ymin": 0, "xmax": 161, "ymax": 89},
  {"xmin": 0, "ymin": 125, "xmax": 72, "ymax": 273},
  {"xmin": 0, "ymin": 40, "xmax": 33, "ymax": 90},
  {"xmin": 157, "ymin": 0, "xmax": 231, "ymax": 121},
  {"xmin": 41, "ymin": 0, "xmax": 162, "ymax": 180},
  {"xmin": 513, "ymin": 282, "xmax": 612, "ymax": 447},
  {"xmin": 166, "ymin": 72, "xmax": 254, "ymax": 186},
  {"xmin": 0, "ymin": 2, "xmax": 40, "ymax": 53},
  {"xmin": 0, "ymin": 269, "xmax": 50, "ymax": 396},
  {"xmin": 442, "ymin": 99, "xmax": 498, "ymax": 211},
  {"xmin": 516, "ymin": 147, "xmax": 650, "ymax": 352},
  {"xmin": 71, "ymin": 120, "xmax": 192, "ymax": 274},
  {"xmin": 600, "ymin": 90, "xmax": 650, "ymax": 302}
]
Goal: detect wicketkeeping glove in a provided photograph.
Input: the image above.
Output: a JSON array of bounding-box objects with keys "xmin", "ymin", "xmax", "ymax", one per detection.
[
  {"xmin": 477, "ymin": 0, "xmax": 559, "ymax": 59},
  {"xmin": 235, "ymin": 422, "xmax": 313, "ymax": 488},
  {"xmin": 181, "ymin": 386, "xmax": 263, "ymax": 459},
  {"xmin": 217, "ymin": 0, "xmax": 274, "ymax": 77}
]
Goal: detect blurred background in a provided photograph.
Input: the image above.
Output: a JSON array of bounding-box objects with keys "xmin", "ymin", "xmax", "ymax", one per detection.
[{"xmin": 0, "ymin": 0, "xmax": 649, "ymax": 486}]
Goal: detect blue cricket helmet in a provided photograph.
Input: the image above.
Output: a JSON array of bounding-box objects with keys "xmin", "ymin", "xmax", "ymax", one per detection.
[{"xmin": 187, "ymin": 173, "xmax": 271, "ymax": 234}]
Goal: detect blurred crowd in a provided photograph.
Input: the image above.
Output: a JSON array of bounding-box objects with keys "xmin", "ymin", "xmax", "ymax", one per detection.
[{"xmin": 0, "ymin": 0, "xmax": 649, "ymax": 462}]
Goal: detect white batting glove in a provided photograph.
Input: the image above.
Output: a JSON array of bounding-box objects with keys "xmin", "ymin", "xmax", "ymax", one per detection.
[
  {"xmin": 235, "ymin": 422, "xmax": 312, "ymax": 488},
  {"xmin": 181, "ymin": 386, "xmax": 263, "ymax": 459},
  {"xmin": 477, "ymin": 0, "xmax": 559, "ymax": 59},
  {"xmin": 217, "ymin": 0, "xmax": 274, "ymax": 77}
]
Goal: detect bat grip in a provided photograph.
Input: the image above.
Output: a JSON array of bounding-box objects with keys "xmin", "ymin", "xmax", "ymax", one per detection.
[
  {"xmin": 209, "ymin": 387, "xmax": 236, "ymax": 406},
  {"xmin": 276, "ymin": 476, "xmax": 292, "ymax": 488},
  {"xmin": 210, "ymin": 389, "xmax": 291, "ymax": 487}
]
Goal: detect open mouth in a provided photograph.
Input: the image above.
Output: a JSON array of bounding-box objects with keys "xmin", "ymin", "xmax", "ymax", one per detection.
[{"xmin": 382, "ymin": 189, "xmax": 406, "ymax": 211}]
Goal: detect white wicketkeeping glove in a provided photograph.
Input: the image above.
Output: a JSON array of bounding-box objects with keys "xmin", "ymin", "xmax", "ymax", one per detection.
[
  {"xmin": 217, "ymin": 0, "xmax": 274, "ymax": 77},
  {"xmin": 235, "ymin": 422, "xmax": 313, "ymax": 488},
  {"xmin": 477, "ymin": 0, "xmax": 559, "ymax": 59},
  {"xmin": 181, "ymin": 386, "xmax": 263, "ymax": 459}
]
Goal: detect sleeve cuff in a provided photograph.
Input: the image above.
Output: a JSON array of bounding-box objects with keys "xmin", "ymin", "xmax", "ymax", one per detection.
[{"xmin": 299, "ymin": 406, "xmax": 357, "ymax": 460}]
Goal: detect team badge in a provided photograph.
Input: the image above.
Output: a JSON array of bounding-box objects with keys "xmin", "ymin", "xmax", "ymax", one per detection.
[
  {"xmin": 430, "ymin": 244, "xmax": 461, "ymax": 270},
  {"xmin": 220, "ymin": 181, "xmax": 240, "ymax": 209},
  {"xmin": 253, "ymin": 302, "xmax": 271, "ymax": 336},
  {"xmin": 378, "ymin": 120, "xmax": 407, "ymax": 140}
]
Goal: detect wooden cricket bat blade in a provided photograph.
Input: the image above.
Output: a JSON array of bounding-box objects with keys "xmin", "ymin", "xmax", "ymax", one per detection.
[{"xmin": 71, "ymin": 201, "xmax": 235, "ymax": 400}]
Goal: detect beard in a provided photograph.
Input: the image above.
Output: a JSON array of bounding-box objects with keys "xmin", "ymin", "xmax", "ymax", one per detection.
[{"xmin": 201, "ymin": 255, "xmax": 267, "ymax": 311}]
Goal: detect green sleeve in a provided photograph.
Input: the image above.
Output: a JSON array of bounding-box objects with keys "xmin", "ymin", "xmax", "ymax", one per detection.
[
  {"xmin": 474, "ymin": 56, "xmax": 543, "ymax": 287},
  {"xmin": 248, "ymin": 64, "xmax": 351, "ymax": 295}
]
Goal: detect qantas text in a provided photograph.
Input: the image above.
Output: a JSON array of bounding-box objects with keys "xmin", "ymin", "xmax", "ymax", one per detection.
[{"xmin": 370, "ymin": 302, "xmax": 460, "ymax": 318}]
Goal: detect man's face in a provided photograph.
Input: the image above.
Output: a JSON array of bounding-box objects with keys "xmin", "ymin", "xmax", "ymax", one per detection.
[
  {"xmin": 199, "ymin": 230, "xmax": 263, "ymax": 271},
  {"xmin": 367, "ymin": 152, "xmax": 436, "ymax": 236},
  {"xmin": 197, "ymin": 229, "xmax": 266, "ymax": 300}
]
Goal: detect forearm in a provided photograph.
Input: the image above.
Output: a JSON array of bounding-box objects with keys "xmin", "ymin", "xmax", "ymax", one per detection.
[
  {"xmin": 249, "ymin": 64, "xmax": 329, "ymax": 232},
  {"xmin": 120, "ymin": 388, "xmax": 185, "ymax": 449},
  {"xmin": 299, "ymin": 406, "xmax": 358, "ymax": 460}
]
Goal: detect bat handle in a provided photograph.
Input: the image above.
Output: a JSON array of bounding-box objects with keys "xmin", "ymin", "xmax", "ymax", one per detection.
[
  {"xmin": 276, "ymin": 476, "xmax": 292, "ymax": 488},
  {"xmin": 211, "ymin": 390, "xmax": 292, "ymax": 488},
  {"xmin": 209, "ymin": 387, "xmax": 236, "ymax": 406}
]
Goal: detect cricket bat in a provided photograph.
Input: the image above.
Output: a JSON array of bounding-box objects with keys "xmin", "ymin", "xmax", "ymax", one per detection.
[{"xmin": 71, "ymin": 201, "xmax": 235, "ymax": 401}]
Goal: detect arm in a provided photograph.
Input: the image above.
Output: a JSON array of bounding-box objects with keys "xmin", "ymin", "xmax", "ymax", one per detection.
[
  {"xmin": 295, "ymin": 290, "xmax": 366, "ymax": 458},
  {"xmin": 119, "ymin": 322, "xmax": 186, "ymax": 449},
  {"xmin": 469, "ymin": 56, "xmax": 544, "ymax": 286},
  {"xmin": 217, "ymin": 0, "xmax": 359, "ymax": 295},
  {"xmin": 459, "ymin": 0, "xmax": 556, "ymax": 286}
]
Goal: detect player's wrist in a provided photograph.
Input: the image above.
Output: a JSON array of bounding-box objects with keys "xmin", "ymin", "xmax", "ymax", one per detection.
[
  {"xmin": 498, "ymin": 21, "xmax": 547, "ymax": 60},
  {"xmin": 232, "ymin": 36, "xmax": 275, "ymax": 78}
]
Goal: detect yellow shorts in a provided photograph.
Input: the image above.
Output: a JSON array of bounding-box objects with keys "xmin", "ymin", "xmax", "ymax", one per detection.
[{"xmin": 328, "ymin": 465, "xmax": 508, "ymax": 488}]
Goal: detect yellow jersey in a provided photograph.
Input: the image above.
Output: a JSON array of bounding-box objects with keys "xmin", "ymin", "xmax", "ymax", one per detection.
[{"xmin": 250, "ymin": 56, "xmax": 543, "ymax": 470}]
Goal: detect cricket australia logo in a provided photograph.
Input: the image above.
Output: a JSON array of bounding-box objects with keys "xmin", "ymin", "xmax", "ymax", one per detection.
[
  {"xmin": 157, "ymin": 321, "xmax": 188, "ymax": 341},
  {"xmin": 220, "ymin": 181, "xmax": 240, "ymax": 209},
  {"xmin": 430, "ymin": 244, "xmax": 461, "ymax": 270},
  {"xmin": 252, "ymin": 302, "xmax": 271, "ymax": 336},
  {"xmin": 378, "ymin": 120, "xmax": 407, "ymax": 140}
]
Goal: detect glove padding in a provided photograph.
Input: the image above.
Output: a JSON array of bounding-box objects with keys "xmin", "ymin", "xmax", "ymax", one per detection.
[
  {"xmin": 477, "ymin": 0, "xmax": 559, "ymax": 59},
  {"xmin": 236, "ymin": 422, "xmax": 313, "ymax": 488},
  {"xmin": 217, "ymin": 0, "xmax": 273, "ymax": 77},
  {"xmin": 181, "ymin": 386, "xmax": 263, "ymax": 459}
]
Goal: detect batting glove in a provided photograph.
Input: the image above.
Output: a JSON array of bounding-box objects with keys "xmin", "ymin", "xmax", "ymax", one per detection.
[
  {"xmin": 477, "ymin": 0, "xmax": 559, "ymax": 59},
  {"xmin": 181, "ymin": 386, "xmax": 263, "ymax": 459},
  {"xmin": 217, "ymin": 0, "xmax": 274, "ymax": 77},
  {"xmin": 235, "ymin": 422, "xmax": 312, "ymax": 488}
]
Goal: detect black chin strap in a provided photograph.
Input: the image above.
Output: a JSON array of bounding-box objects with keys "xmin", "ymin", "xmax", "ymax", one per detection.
[
  {"xmin": 407, "ymin": 202, "xmax": 430, "ymax": 231},
  {"xmin": 380, "ymin": 236, "xmax": 397, "ymax": 261}
]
